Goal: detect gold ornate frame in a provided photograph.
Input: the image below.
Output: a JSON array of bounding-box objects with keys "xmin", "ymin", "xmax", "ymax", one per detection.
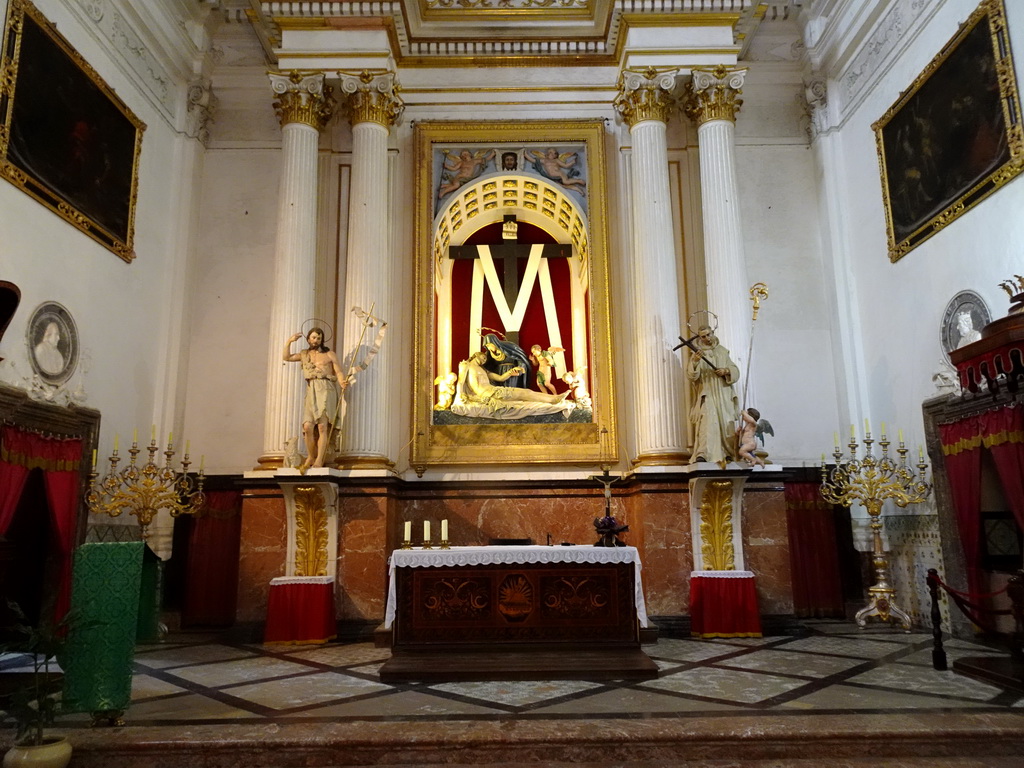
[
  {"xmin": 411, "ymin": 120, "xmax": 616, "ymax": 471},
  {"xmin": 0, "ymin": 0, "xmax": 145, "ymax": 262},
  {"xmin": 873, "ymin": 0, "xmax": 1022, "ymax": 263}
]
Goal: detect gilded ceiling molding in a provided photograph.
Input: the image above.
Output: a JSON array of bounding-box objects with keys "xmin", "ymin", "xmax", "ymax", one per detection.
[
  {"xmin": 613, "ymin": 67, "xmax": 679, "ymax": 127},
  {"xmin": 338, "ymin": 70, "xmax": 405, "ymax": 129},
  {"xmin": 269, "ymin": 71, "xmax": 336, "ymax": 131},
  {"xmin": 682, "ymin": 65, "xmax": 746, "ymax": 126}
]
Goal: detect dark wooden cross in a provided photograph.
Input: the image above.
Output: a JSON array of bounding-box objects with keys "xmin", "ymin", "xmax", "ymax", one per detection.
[{"xmin": 449, "ymin": 214, "xmax": 571, "ymax": 346}]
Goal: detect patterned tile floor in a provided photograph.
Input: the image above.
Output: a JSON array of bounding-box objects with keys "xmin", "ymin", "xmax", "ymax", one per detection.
[{"xmin": 3, "ymin": 619, "xmax": 1024, "ymax": 766}]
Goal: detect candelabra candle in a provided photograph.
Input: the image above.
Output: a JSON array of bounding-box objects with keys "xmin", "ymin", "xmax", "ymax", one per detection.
[
  {"xmin": 821, "ymin": 430, "xmax": 930, "ymax": 631},
  {"xmin": 87, "ymin": 437, "xmax": 205, "ymax": 540}
]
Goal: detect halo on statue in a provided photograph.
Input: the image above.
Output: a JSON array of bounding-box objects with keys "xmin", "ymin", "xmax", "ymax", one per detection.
[
  {"xmin": 686, "ymin": 310, "xmax": 719, "ymax": 336},
  {"xmin": 300, "ymin": 318, "xmax": 334, "ymax": 346}
]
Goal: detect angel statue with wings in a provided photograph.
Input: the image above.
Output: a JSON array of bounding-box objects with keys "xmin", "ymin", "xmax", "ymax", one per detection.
[
  {"xmin": 524, "ymin": 148, "xmax": 586, "ymax": 194},
  {"xmin": 438, "ymin": 148, "xmax": 495, "ymax": 198},
  {"xmin": 737, "ymin": 408, "xmax": 773, "ymax": 468}
]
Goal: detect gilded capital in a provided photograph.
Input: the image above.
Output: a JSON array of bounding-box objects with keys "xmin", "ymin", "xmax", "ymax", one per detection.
[
  {"xmin": 613, "ymin": 67, "xmax": 679, "ymax": 127},
  {"xmin": 683, "ymin": 65, "xmax": 747, "ymax": 126},
  {"xmin": 338, "ymin": 70, "xmax": 404, "ymax": 129},
  {"xmin": 269, "ymin": 71, "xmax": 335, "ymax": 131}
]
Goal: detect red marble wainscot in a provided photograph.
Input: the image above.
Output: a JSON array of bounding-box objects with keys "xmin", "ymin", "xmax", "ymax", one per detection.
[
  {"xmin": 629, "ymin": 484, "xmax": 692, "ymax": 616},
  {"xmin": 236, "ymin": 488, "xmax": 287, "ymax": 622},
  {"xmin": 742, "ymin": 485, "xmax": 793, "ymax": 615},
  {"xmin": 336, "ymin": 489, "xmax": 389, "ymax": 621}
]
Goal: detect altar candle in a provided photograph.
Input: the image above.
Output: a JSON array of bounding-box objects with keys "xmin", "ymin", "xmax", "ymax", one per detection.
[
  {"xmin": 898, "ymin": 429, "xmax": 904, "ymax": 444},
  {"xmin": 864, "ymin": 418, "xmax": 870, "ymax": 435},
  {"xmin": 133, "ymin": 427, "xmax": 138, "ymax": 444},
  {"xmin": 199, "ymin": 455, "xmax": 205, "ymax": 472},
  {"xmin": 151, "ymin": 424, "xmax": 156, "ymax": 441},
  {"xmin": 918, "ymin": 445, "xmax": 924, "ymax": 461},
  {"xmin": 114, "ymin": 433, "xmax": 119, "ymax": 451},
  {"xmin": 821, "ymin": 452, "xmax": 826, "ymax": 465},
  {"xmin": 91, "ymin": 448, "xmax": 97, "ymax": 468},
  {"xmin": 833, "ymin": 431, "xmax": 839, "ymax": 449},
  {"xmin": 881, "ymin": 421, "xmax": 887, "ymax": 437},
  {"xmin": 424, "ymin": 520, "xmax": 431, "ymax": 541},
  {"xmin": 185, "ymin": 440, "xmax": 190, "ymax": 456},
  {"xmin": 403, "ymin": 521, "xmax": 411, "ymax": 542},
  {"xmin": 850, "ymin": 424, "xmax": 855, "ymax": 439},
  {"xmin": 441, "ymin": 519, "xmax": 449, "ymax": 540},
  {"xmin": 168, "ymin": 431, "xmax": 173, "ymax": 446}
]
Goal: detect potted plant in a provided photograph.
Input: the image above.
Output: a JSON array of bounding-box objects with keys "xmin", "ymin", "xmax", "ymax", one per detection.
[{"xmin": 1, "ymin": 601, "xmax": 73, "ymax": 768}]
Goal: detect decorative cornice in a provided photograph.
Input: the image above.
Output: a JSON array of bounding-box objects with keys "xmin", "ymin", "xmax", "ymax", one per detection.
[
  {"xmin": 613, "ymin": 67, "xmax": 679, "ymax": 127},
  {"xmin": 338, "ymin": 70, "xmax": 404, "ymax": 129},
  {"xmin": 269, "ymin": 71, "xmax": 335, "ymax": 131},
  {"xmin": 682, "ymin": 64, "xmax": 746, "ymax": 126}
]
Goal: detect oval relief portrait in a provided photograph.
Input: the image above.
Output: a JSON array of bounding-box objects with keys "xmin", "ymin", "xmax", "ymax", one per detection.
[
  {"xmin": 941, "ymin": 290, "xmax": 991, "ymax": 361},
  {"xmin": 26, "ymin": 302, "xmax": 79, "ymax": 385}
]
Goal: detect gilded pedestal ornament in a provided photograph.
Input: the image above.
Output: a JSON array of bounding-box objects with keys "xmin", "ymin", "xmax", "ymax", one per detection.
[
  {"xmin": 338, "ymin": 70, "xmax": 404, "ymax": 128},
  {"xmin": 698, "ymin": 480, "xmax": 736, "ymax": 571},
  {"xmin": 613, "ymin": 67, "xmax": 679, "ymax": 127},
  {"xmin": 682, "ymin": 65, "xmax": 747, "ymax": 126},
  {"xmin": 269, "ymin": 71, "xmax": 335, "ymax": 130},
  {"xmin": 282, "ymin": 482, "xmax": 339, "ymax": 578}
]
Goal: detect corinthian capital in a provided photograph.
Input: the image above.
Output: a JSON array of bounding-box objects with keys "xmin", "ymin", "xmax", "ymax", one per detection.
[
  {"xmin": 269, "ymin": 71, "xmax": 335, "ymax": 131},
  {"xmin": 683, "ymin": 65, "xmax": 747, "ymax": 126},
  {"xmin": 338, "ymin": 70, "xmax": 404, "ymax": 129},
  {"xmin": 613, "ymin": 67, "xmax": 679, "ymax": 127}
]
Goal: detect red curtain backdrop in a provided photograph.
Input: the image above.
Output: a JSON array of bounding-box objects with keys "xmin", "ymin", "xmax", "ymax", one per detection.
[
  {"xmin": 0, "ymin": 425, "xmax": 83, "ymax": 623},
  {"xmin": 979, "ymin": 405, "xmax": 1024, "ymax": 532},
  {"xmin": 939, "ymin": 415, "xmax": 983, "ymax": 595},
  {"xmin": 784, "ymin": 482, "xmax": 844, "ymax": 617},
  {"xmin": 182, "ymin": 490, "xmax": 242, "ymax": 627}
]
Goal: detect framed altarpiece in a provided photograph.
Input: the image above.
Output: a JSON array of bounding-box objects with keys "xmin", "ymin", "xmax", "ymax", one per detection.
[{"xmin": 411, "ymin": 121, "xmax": 617, "ymax": 470}]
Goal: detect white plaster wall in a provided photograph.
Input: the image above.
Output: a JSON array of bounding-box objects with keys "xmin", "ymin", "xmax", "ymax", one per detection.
[
  {"xmin": 0, "ymin": 0, "xmax": 203, "ymax": 458},
  {"xmin": 821, "ymin": 0, "xmax": 1024, "ymax": 454}
]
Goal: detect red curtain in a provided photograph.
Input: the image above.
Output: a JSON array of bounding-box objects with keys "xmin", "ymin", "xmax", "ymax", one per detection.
[
  {"xmin": 0, "ymin": 425, "xmax": 84, "ymax": 623},
  {"xmin": 182, "ymin": 490, "xmax": 242, "ymax": 627},
  {"xmin": 0, "ymin": 427, "xmax": 31, "ymax": 535},
  {"xmin": 784, "ymin": 482, "xmax": 844, "ymax": 617},
  {"xmin": 939, "ymin": 415, "xmax": 983, "ymax": 595},
  {"xmin": 979, "ymin": 405, "xmax": 1024, "ymax": 532}
]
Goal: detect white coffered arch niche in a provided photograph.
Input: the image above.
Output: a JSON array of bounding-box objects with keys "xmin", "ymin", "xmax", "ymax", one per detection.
[{"xmin": 412, "ymin": 121, "xmax": 616, "ymax": 471}]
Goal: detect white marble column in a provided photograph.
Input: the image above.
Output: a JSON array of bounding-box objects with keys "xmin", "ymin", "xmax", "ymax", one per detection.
[
  {"xmin": 614, "ymin": 69, "xmax": 688, "ymax": 466},
  {"xmin": 259, "ymin": 72, "xmax": 335, "ymax": 468},
  {"xmin": 684, "ymin": 66, "xmax": 754, "ymax": 404},
  {"xmin": 335, "ymin": 71, "xmax": 404, "ymax": 468}
]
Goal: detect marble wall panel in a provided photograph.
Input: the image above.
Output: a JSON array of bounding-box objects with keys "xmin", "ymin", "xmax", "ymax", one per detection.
[
  {"xmin": 337, "ymin": 492, "xmax": 389, "ymax": 620},
  {"xmin": 633, "ymin": 487, "xmax": 692, "ymax": 616},
  {"xmin": 237, "ymin": 490, "xmax": 286, "ymax": 622},
  {"xmin": 742, "ymin": 487, "xmax": 793, "ymax": 615}
]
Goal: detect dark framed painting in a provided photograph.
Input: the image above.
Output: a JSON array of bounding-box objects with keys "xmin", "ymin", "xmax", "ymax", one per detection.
[
  {"xmin": 873, "ymin": 0, "xmax": 1023, "ymax": 263},
  {"xmin": 0, "ymin": 0, "xmax": 146, "ymax": 262}
]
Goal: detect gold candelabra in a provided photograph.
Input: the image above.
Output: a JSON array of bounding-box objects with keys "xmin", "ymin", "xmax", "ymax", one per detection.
[
  {"xmin": 86, "ymin": 432, "xmax": 205, "ymax": 540},
  {"xmin": 820, "ymin": 425, "xmax": 930, "ymax": 631}
]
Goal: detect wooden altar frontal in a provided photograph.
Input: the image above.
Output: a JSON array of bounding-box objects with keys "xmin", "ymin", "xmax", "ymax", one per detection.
[{"xmin": 379, "ymin": 545, "xmax": 658, "ymax": 682}]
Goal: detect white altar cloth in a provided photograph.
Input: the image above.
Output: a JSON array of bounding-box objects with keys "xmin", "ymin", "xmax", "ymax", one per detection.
[{"xmin": 385, "ymin": 545, "xmax": 649, "ymax": 629}]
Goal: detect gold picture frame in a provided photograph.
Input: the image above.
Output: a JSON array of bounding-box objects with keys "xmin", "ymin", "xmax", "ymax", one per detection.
[
  {"xmin": 411, "ymin": 120, "xmax": 617, "ymax": 471},
  {"xmin": 0, "ymin": 0, "xmax": 145, "ymax": 262},
  {"xmin": 873, "ymin": 0, "xmax": 1023, "ymax": 263}
]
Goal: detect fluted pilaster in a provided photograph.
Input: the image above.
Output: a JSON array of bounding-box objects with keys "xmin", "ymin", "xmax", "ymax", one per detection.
[
  {"xmin": 684, "ymin": 66, "xmax": 753, "ymax": 404},
  {"xmin": 259, "ymin": 72, "xmax": 335, "ymax": 467},
  {"xmin": 615, "ymin": 68, "xmax": 688, "ymax": 465},
  {"xmin": 336, "ymin": 70, "xmax": 403, "ymax": 467}
]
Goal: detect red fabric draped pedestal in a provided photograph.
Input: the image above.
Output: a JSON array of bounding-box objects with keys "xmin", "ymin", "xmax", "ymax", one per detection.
[
  {"xmin": 264, "ymin": 576, "xmax": 336, "ymax": 644},
  {"xmin": 689, "ymin": 571, "xmax": 762, "ymax": 639}
]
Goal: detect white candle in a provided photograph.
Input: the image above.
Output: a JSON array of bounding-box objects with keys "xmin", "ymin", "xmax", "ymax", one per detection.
[
  {"xmin": 850, "ymin": 424, "xmax": 855, "ymax": 439},
  {"xmin": 114, "ymin": 433, "xmax": 119, "ymax": 451},
  {"xmin": 441, "ymin": 519, "xmax": 449, "ymax": 540},
  {"xmin": 151, "ymin": 424, "xmax": 156, "ymax": 441},
  {"xmin": 898, "ymin": 429, "xmax": 904, "ymax": 444},
  {"xmin": 403, "ymin": 521, "xmax": 411, "ymax": 541},
  {"xmin": 91, "ymin": 448, "xmax": 97, "ymax": 468},
  {"xmin": 168, "ymin": 431, "xmax": 173, "ymax": 446},
  {"xmin": 423, "ymin": 520, "xmax": 431, "ymax": 541},
  {"xmin": 199, "ymin": 454, "xmax": 205, "ymax": 471},
  {"xmin": 864, "ymin": 418, "xmax": 870, "ymax": 435},
  {"xmin": 881, "ymin": 421, "xmax": 887, "ymax": 437},
  {"xmin": 833, "ymin": 431, "xmax": 839, "ymax": 449},
  {"xmin": 185, "ymin": 440, "xmax": 190, "ymax": 456},
  {"xmin": 133, "ymin": 427, "xmax": 138, "ymax": 444}
]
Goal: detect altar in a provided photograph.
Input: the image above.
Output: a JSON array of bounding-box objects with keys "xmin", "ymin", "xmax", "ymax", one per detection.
[{"xmin": 379, "ymin": 545, "xmax": 658, "ymax": 682}]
